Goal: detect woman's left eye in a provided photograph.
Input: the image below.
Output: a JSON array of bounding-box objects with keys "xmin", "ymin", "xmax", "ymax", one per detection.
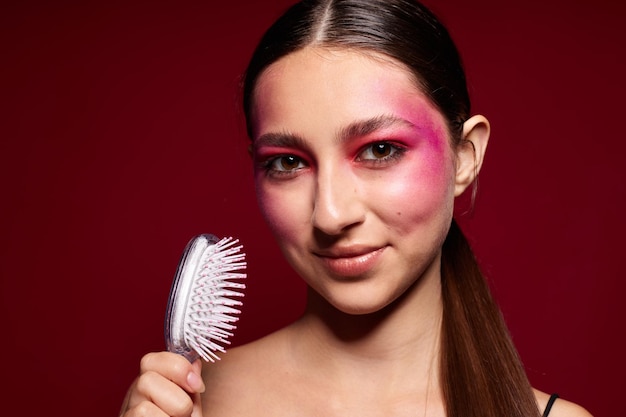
[{"xmin": 357, "ymin": 142, "xmax": 405, "ymax": 162}]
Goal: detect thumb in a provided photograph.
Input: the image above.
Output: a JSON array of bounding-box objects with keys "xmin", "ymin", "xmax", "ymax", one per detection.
[
  {"xmin": 186, "ymin": 359, "xmax": 206, "ymax": 393},
  {"xmin": 191, "ymin": 392, "xmax": 204, "ymax": 417}
]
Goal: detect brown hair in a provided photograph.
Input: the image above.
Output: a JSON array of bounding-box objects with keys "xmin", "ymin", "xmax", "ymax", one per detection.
[{"xmin": 242, "ymin": 1, "xmax": 540, "ymax": 416}]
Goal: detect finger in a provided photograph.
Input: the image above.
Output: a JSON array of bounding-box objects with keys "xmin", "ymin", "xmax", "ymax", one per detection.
[
  {"xmin": 140, "ymin": 352, "xmax": 205, "ymax": 394},
  {"xmin": 190, "ymin": 392, "xmax": 204, "ymax": 417},
  {"xmin": 187, "ymin": 359, "xmax": 205, "ymax": 393},
  {"xmin": 131, "ymin": 370, "xmax": 195, "ymax": 417},
  {"xmin": 123, "ymin": 400, "xmax": 169, "ymax": 417}
]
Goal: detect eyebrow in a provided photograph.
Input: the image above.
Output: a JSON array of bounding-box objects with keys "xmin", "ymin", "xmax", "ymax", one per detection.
[
  {"xmin": 339, "ymin": 115, "xmax": 414, "ymax": 143},
  {"xmin": 253, "ymin": 131, "xmax": 309, "ymax": 151},
  {"xmin": 253, "ymin": 114, "xmax": 414, "ymax": 151}
]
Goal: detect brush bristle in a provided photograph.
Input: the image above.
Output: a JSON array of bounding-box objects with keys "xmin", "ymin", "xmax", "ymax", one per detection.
[
  {"xmin": 166, "ymin": 235, "xmax": 246, "ymax": 363},
  {"xmin": 184, "ymin": 237, "xmax": 246, "ymax": 362}
]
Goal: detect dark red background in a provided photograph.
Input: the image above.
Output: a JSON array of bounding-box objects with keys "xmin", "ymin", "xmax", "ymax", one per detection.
[{"xmin": 1, "ymin": 1, "xmax": 623, "ymax": 415}]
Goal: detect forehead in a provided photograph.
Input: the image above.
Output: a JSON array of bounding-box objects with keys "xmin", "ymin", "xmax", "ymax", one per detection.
[{"xmin": 250, "ymin": 47, "xmax": 447, "ymax": 140}]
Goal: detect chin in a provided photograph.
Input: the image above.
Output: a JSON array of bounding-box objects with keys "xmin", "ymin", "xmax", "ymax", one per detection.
[
  {"xmin": 332, "ymin": 302, "xmax": 387, "ymax": 316},
  {"xmin": 317, "ymin": 281, "xmax": 404, "ymax": 316}
]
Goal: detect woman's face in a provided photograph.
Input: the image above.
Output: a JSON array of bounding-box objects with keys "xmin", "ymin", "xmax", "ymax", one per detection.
[{"xmin": 249, "ymin": 48, "xmax": 459, "ymax": 315}]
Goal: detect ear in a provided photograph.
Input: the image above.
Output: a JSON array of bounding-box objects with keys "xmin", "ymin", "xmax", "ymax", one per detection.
[{"xmin": 454, "ymin": 115, "xmax": 490, "ymax": 197}]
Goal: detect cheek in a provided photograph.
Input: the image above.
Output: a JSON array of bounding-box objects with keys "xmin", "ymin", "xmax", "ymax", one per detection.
[
  {"xmin": 255, "ymin": 180, "xmax": 308, "ymax": 244},
  {"xmin": 381, "ymin": 143, "xmax": 456, "ymax": 224},
  {"xmin": 255, "ymin": 180, "xmax": 281, "ymax": 231},
  {"xmin": 388, "ymin": 105, "xmax": 456, "ymax": 217}
]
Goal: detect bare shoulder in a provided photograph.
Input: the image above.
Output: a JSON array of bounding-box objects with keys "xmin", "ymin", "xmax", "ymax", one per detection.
[
  {"xmin": 200, "ymin": 329, "xmax": 295, "ymax": 416},
  {"xmin": 534, "ymin": 389, "xmax": 594, "ymax": 417}
]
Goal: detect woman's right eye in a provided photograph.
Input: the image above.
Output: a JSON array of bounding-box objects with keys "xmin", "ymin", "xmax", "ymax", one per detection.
[{"xmin": 265, "ymin": 155, "xmax": 306, "ymax": 174}]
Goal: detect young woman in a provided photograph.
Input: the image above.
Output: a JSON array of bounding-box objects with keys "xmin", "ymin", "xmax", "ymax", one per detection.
[{"xmin": 120, "ymin": 1, "xmax": 592, "ymax": 416}]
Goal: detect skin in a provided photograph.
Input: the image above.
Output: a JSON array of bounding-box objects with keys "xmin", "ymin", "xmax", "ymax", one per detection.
[
  {"xmin": 251, "ymin": 47, "xmax": 459, "ymax": 317},
  {"xmin": 119, "ymin": 47, "xmax": 592, "ymax": 417}
]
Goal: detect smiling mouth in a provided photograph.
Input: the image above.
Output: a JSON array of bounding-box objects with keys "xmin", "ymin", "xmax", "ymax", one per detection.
[{"xmin": 315, "ymin": 246, "xmax": 386, "ymax": 277}]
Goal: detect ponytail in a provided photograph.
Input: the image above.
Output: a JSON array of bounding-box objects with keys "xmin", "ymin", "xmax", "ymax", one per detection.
[{"xmin": 440, "ymin": 220, "xmax": 540, "ymax": 417}]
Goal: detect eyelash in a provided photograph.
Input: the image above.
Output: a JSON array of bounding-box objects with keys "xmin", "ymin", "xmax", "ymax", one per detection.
[
  {"xmin": 356, "ymin": 141, "xmax": 406, "ymax": 164},
  {"xmin": 261, "ymin": 155, "xmax": 307, "ymax": 177},
  {"xmin": 260, "ymin": 141, "xmax": 407, "ymax": 178}
]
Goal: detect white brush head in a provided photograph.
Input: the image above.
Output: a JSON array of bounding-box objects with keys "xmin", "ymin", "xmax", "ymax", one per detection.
[{"xmin": 165, "ymin": 234, "xmax": 246, "ymax": 362}]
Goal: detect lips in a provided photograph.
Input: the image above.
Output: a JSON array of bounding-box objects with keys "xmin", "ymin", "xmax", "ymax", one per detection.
[{"xmin": 314, "ymin": 246, "xmax": 386, "ymax": 277}]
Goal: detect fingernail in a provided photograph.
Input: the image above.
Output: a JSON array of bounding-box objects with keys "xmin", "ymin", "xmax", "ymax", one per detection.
[{"xmin": 187, "ymin": 371, "xmax": 205, "ymax": 393}]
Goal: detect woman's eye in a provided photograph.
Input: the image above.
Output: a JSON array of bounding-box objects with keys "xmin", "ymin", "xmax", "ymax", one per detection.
[
  {"xmin": 267, "ymin": 155, "xmax": 305, "ymax": 172},
  {"xmin": 358, "ymin": 142, "xmax": 403, "ymax": 162}
]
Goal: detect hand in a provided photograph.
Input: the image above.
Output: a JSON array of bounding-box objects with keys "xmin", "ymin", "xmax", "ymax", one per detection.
[{"xmin": 120, "ymin": 351, "xmax": 205, "ymax": 417}]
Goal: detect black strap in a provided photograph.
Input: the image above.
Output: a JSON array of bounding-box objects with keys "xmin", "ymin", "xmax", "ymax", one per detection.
[{"xmin": 542, "ymin": 393, "xmax": 560, "ymax": 417}]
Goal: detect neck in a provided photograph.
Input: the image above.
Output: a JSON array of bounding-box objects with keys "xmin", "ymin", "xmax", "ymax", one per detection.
[{"xmin": 291, "ymin": 254, "xmax": 444, "ymax": 389}]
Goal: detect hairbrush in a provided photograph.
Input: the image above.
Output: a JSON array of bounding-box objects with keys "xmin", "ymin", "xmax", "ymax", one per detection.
[{"xmin": 164, "ymin": 234, "xmax": 246, "ymax": 362}]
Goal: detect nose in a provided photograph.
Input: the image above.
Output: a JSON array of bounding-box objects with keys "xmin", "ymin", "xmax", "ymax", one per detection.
[{"xmin": 311, "ymin": 167, "xmax": 365, "ymax": 236}]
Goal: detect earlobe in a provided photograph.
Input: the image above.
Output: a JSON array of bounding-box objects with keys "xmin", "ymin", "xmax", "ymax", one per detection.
[{"xmin": 454, "ymin": 115, "xmax": 490, "ymax": 197}]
